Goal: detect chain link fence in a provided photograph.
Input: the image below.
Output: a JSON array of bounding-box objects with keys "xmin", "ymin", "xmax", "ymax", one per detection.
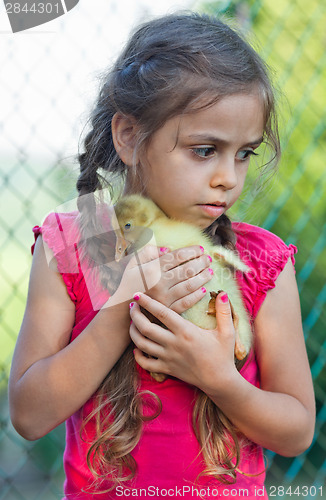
[{"xmin": 0, "ymin": 0, "xmax": 325, "ymax": 498}]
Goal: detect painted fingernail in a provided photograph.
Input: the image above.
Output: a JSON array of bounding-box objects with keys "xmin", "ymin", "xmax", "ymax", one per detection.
[
  {"xmin": 133, "ymin": 294, "xmax": 140, "ymax": 301},
  {"xmin": 220, "ymin": 293, "xmax": 228, "ymax": 303},
  {"xmin": 160, "ymin": 247, "xmax": 170, "ymax": 253},
  {"xmin": 200, "ymin": 246, "xmax": 205, "ymax": 253},
  {"xmin": 208, "ymin": 268, "xmax": 214, "ymax": 275},
  {"xmin": 201, "ymin": 287, "xmax": 207, "ymax": 293},
  {"xmin": 130, "ymin": 319, "xmax": 133, "ymax": 325},
  {"xmin": 129, "ymin": 302, "xmax": 135, "ymax": 309},
  {"xmin": 207, "ymin": 255, "xmax": 212, "ymax": 263}
]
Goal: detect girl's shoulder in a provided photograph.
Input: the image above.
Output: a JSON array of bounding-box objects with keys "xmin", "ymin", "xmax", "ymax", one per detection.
[
  {"xmin": 32, "ymin": 211, "xmax": 81, "ymax": 273},
  {"xmin": 31, "ymin": 210, "xmax": 112, "ymax": 313},
  {"xmin": 231, "ymin": 221, "xmax": 298, "ymax": 319},
  {"xmin": 31, "ymin": 207, "xmax": 114, "ymax": 268},
  {"xmin": 232, "ymin": 221, "xmax": 297, "ymax": 261},
  {"xmin": 31, "ymin": 211, "xmax": 82, "ymax": 305}
]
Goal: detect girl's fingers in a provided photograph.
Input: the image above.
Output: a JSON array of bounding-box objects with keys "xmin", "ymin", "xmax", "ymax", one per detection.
[
  {"xmin": 160, "ymin": 245, "xmax": 206, "ymax": 272},
  {"xmin": 129, "ymin": 321, "xmax": 166, "ymax": 358},
  {"xmin": 129, "ymin": 244, "xmax": 206, "ymax": 270},
  {"xmin": 215, "ymin": 292, "xmax": 235, "ymax": 338},
  {"xmin": 167, "ymin": 253, "xmax": 212, "ymax": 283},
  {"xmin": 169, "ymin": 267, "xmax": 213, "ymax": 309},
  {"xmin": 130, "ymin": 293, "xmax": 186, "ymax": 333},
  {"xmin": 133, "ymin": 347, "xmax": 166, "ymax": 374},
  {"xmin": 129, "ymin": 301, "xmax": 174, "ymax": 346},
  {"xmin": 170, "ymin": 284, "xmax": 208, "ymax": 314}
]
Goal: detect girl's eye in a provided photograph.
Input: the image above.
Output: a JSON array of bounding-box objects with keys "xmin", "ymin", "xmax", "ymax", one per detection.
[
  {"xmin": 237, "ymin": 149, "xmax": 259, "ymax": 161},
  {"xmin": 192, "ymin": 146, "xmax": 216, "ymax": 158},
  {"xmin": 124, "ymin": 222, "xmax": 132, "ymax": 231}
]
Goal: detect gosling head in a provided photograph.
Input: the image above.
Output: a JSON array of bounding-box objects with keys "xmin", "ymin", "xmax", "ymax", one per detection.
[{"xmin": 113, "ymin": 195, "xmax": 163, "ymax": 261}]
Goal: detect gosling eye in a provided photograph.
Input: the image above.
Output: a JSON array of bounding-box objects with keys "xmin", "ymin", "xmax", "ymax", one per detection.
[{"xmin": 124, "ymin": 222, "xmax": 132, "ymax": 231}]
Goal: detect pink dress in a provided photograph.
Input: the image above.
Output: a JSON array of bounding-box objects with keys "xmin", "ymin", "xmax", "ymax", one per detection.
[{"xmin": 32, "ymin": 213, "xmax": 297, "ymax": 500}]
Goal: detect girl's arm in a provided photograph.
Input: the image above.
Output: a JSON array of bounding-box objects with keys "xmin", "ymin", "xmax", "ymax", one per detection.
[
  {"xmin": 207, "ymin": 259, "xmax": 315, "ymax": 456},
  {"xmin": 129, "ymin": 259, "xmax": 315, "ymax": 456},
  {"xmin": 9, "ymin": 237, "xmax": 212, "ymax": 440},
  {"xmin": 9, "ymin": 236, "xmax": 132, "ymax": 440}
]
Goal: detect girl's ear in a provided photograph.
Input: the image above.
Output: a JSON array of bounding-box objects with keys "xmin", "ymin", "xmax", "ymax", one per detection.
[{"xmin": 111, "ymin": 112, "xmax": 139, "ymax": 167}]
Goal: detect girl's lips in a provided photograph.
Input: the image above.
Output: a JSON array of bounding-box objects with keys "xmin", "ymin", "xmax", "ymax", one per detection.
[{"xmin": 198, "ymin": 204, "xmax": 226, "ymax": 218}]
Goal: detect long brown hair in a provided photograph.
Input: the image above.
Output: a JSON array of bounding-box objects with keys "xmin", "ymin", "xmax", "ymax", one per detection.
[{"xmin": 77, "ymin": 11, "xmax": 280, "ymax": 491}]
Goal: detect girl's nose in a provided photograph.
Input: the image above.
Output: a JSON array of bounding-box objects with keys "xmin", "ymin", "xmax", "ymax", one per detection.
[{"xmin": 210, "ymin": 157, "xmax": 238, "ymax": 190}]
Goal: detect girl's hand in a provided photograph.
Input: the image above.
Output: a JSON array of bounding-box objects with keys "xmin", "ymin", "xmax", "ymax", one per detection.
[
  {"xmin": 146, "ymin": 245, "xmax": 213, "ymax": 313},
  {"xmin": 129, "ymin": 291, "xmax": 238, "ymax": 394},
  {"xmin": 110, "ymin": 245, "xmax": 213, "ymax": 313}
]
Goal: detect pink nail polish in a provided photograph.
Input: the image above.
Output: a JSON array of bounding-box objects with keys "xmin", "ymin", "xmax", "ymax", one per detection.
[
  {"xmin": 201, "ymin": 287, "xmax": 206, "ymax": 293},
  {"xmin": 129, "ymin": 302, "xmax": 135, "ymax": 309},
  {"xmin": 133, "ymin": 294, "xmax": 140, "ymax": 301},
  {"xmin": 130, "ymin": 319, "xmax": 133, "ymax": 325},
  {"xmin": 207, "ymin": 255, "xmax": 212, "ymax": 263},
  {"xmin": 208, "ymin": 268, "xmax": 214, "ymax": 275},
  {"xmin": 160, "ymin": 247, "xmax": 169, "ymax": 253},
  {"xmin": 220, "ymin": 293, "xmax": 228, "ymax": 303},
  {"xmin": 200, "ymin": 246, "xmax": 205, "ymax": 253}
]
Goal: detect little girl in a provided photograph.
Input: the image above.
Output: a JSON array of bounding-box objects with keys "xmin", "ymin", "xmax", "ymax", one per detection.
[{"xmin": 9, "ymin": 12, "xmax": 315, "ymax": 500}]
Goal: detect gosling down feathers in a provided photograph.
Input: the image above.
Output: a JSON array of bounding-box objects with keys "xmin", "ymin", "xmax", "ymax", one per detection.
[{"xmin": 113, "ymin": 195, "xmax": 252, "ymax": 381}]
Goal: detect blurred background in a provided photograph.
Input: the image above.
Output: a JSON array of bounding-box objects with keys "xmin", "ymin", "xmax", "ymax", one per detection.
[{"xmin": 0, "ymin": 0, "xmax": 325, "ymax": 498}]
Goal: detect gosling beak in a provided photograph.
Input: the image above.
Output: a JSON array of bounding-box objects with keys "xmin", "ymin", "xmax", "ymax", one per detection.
[{"xmin": 115, "ymin": 231, "xmax": 132, "ymax": 262}]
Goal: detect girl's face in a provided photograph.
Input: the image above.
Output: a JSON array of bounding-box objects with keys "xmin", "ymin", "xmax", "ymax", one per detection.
[{"xmin": 138, "ymin": 93, "xmax": 265, "ymax": 229}]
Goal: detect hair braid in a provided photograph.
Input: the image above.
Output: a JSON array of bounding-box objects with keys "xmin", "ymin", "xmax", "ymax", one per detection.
[{"xmin": 204, "ymin": 214, "xmax": 237, "ymax": 250}]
